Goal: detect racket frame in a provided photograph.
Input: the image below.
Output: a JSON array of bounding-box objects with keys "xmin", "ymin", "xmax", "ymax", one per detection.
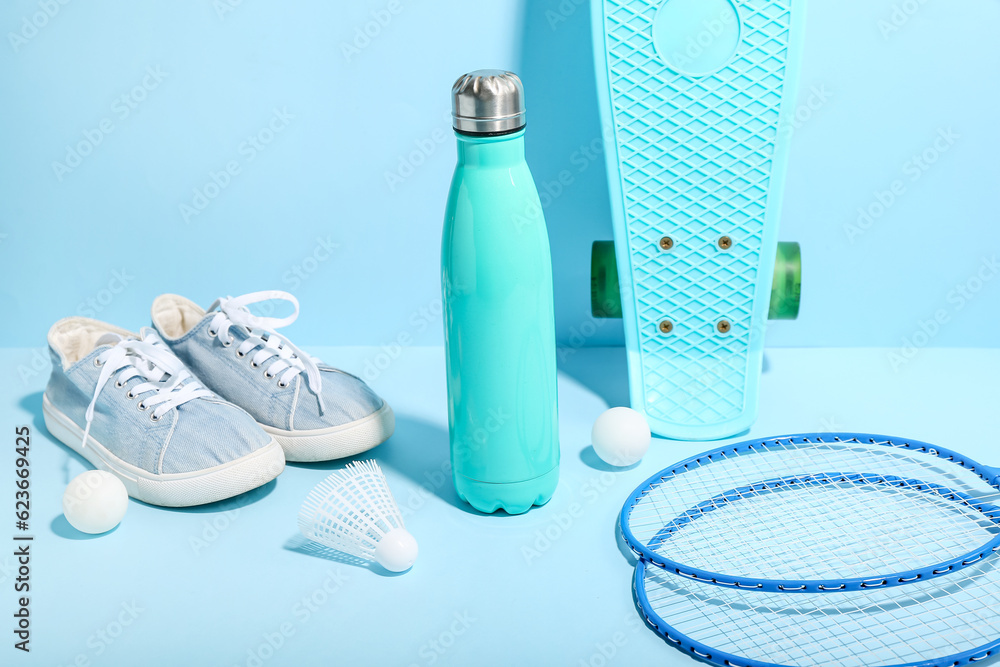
[{"xmin": 621, "ymin": 433, "xmax": 1000, "ymax": 593}]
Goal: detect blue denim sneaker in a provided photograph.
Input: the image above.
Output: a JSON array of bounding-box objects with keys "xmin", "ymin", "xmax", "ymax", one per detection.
[
  {"xmin": 151, "ymin": 291, "xmax": 395, "ymax": 462},
  {"xmin": 42, "ymin": 318, "xmax": 285, "ymax": 507}
]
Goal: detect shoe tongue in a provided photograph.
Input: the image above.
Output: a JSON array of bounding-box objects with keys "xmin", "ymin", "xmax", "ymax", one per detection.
[
  {"xmin": 139, "ymin": 326, "xmax": 160, "ymax": 342},
  {"xmin": 93, "ymin": 332, "xmax": 124, "ymax": 349}
]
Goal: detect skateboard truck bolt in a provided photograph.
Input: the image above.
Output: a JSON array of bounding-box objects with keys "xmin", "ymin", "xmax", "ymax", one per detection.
[
  {"xmin": 717, "ymin": 320, "xmax": 732, "ymax": 334},
  {"xmin": 718, "ymin": 236, "xmax": 733, "ymax": 250},
  {"xmin": 659, "ymin": 236, "xmax": 674, "ymax": 251},
  {"xmin": 659, "ymin": 320, "xmax": 674, "ymax": 334}
]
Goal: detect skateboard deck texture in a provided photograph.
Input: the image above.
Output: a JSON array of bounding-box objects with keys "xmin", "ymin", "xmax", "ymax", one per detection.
[{"xmin": 592, "ymin": 0, "xmax": 803, "ymax": 440}]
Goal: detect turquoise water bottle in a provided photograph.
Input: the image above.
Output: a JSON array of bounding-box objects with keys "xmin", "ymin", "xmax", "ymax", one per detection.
[{"xmin": 441, "ymin": 70, "xmax": 560, "ymax": 515}]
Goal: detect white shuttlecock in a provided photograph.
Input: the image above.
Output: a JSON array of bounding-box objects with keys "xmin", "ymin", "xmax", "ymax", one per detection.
[{"xmin": 298, "ymin": 460, "xmax": 418, "ymax": 572}]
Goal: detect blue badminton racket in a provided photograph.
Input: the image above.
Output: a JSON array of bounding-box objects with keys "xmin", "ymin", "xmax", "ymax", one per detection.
[
  {"xmin": 634, "ymin": 555, "xmax": 1000, "ymax": 667},
  {"xmin": 621, "ymin": 433, "xmax": 1000, "ymax": 593}
]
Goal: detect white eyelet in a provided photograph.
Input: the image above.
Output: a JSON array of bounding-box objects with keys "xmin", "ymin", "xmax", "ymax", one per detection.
[
  {"xmin": 250, "ymin": 361, "xmax": 259, "ymax": 369},
  {"xmin": 222, "ymin": 337, "xmax": 234, "ymax": 347},
  {"xmin": 94, "ymin": 357, "xmax": 104, "ymax": 367},
  {"xmin": 264, "ymin": 370, "xmax": 274, "ymax": 379},
  {"xmin": 277, "ymin": 381, "xmax": 289, "ymax": 389},
  {"xmin": 236, "ymin": 350, "xmax": 245, "ymax": 358},
  {"xmin": 150, "ymin": 413, "xmax": 161, "ymax": 422},
  {"xmin": 126, "ymin": 391, "xmax": 135, "ymax": 400},
  {"xmin": 115, "ymin": 379, "xmax": 124, "ymax": 388},
  {"xmin": 137, "ymin": 402, "xmax": 147, "ymax": 411},
  {"xmin": 207, "ymin": 328, "xmax": 218, "ymax": 337}
]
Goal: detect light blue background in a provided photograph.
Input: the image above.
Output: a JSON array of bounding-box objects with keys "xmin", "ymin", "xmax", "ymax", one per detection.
[
  {"xmin": 1, "ymin": 0, "xmax": 998, "ymax": 350},
  {"xmin": 1, "ymin": 3, "xmax": 999, "ymax": 664}
]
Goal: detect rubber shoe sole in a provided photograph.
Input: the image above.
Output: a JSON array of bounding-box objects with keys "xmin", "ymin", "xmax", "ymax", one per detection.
[
  {"xmin": 43, "ymin": 394, "xmax": 285, "ymax": 507},
  {"xmin": 261, "ymin": 402, "xmax": 395, "ymax": 463}
]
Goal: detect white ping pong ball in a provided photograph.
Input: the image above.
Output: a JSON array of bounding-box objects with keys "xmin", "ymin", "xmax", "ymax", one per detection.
[
  {"xmin": 592, "ymin": 407, "xmax": 652, "ymax": 467},
  {"xmin": 63, "ymin": 470, "xmax": 128, "ymax": 534}
]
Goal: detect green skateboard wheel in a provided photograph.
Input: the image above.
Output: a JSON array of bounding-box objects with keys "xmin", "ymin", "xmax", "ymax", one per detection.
[
  {"xmin": 591, "ymin": 241, "xmax": 801, "ymax": 321},
  {"xmin": 769, "ymin": 241, "xmax": 801, "ymax": 320},
  {"xmin": 591, "ymin": 240, "xmax": 623, "ymax": 318}
]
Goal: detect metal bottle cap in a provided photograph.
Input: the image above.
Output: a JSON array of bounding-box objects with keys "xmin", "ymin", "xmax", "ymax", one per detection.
[{"xmin": 451, "ymin": 69, "xmax": 526, "ymax": 136}]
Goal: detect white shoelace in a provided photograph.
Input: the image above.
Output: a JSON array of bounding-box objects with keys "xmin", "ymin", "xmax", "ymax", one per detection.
[
  {"xmin": 206, "ymin": 290, "xmax": 325, "ymax": 414},
  {"xmin": 83, "ymin": 331, "xmax": 214, "ymax": 448}
]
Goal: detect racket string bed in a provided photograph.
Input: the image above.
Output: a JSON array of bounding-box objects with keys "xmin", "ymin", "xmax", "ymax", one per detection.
[
  {"xmin": 659, "ymin": 481, "xmax": 995, "ymax": 582},
  {"xmin": 655, "ymin": 485, "xmax": 998, "ymax": 586},
  {"xmin": 637, "ymin": 557, "xmax": 1000, "ymax": 667},
  {"xmin": 623, "ymin": 434, "xmax": 1000, "ymax": 592},
  {"xmin": 633, "ymin": 480, "xmax": 996, "ymax": 581}
]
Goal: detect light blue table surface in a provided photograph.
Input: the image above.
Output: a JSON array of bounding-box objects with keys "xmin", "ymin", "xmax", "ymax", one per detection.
[{"xmin": 1, "ymin": 345, "xmax": 998, "ymax": 667}]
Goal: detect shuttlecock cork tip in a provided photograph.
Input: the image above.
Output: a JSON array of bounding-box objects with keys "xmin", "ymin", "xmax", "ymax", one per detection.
[{"xmin": 374, "ymin": 526, "xmax": 419, "ymax": 572}]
